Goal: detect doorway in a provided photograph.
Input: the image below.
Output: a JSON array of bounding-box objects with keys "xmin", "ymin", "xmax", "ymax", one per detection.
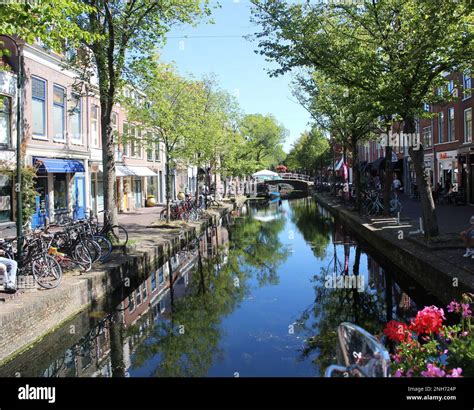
[{"xmin": 134, "ymin": 178, "xmax": 142, "ymax": 208}]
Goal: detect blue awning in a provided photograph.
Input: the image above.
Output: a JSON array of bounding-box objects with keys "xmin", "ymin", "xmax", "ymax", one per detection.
[{"xmin": 34, "ymin": 157, "xmax": 85, "ymax": 173}]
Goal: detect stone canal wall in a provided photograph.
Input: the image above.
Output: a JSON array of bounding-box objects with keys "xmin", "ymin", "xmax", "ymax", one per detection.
[
  {"xmin": 0, "ymin": 205, "xmax": 235, "ymax": 365},
  {"xmin": 314, "ymin": 193, "xmax": 474, "ymax": 305}
]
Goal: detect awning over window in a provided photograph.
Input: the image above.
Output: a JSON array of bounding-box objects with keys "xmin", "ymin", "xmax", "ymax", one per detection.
[
  {"xmin": 126, "ymin": 166, "xmax": 158, "ymax": 177},
  {"xmin": 115, "ymin": 165, "xmax": 135, "ymax": 177},
  {"xmin": 115, "ymin": 165, "xmax": 157, "ymax": 177},
  {"xmin": 34, "ymin": 157, "xmax": 85, "ymax": 173}
]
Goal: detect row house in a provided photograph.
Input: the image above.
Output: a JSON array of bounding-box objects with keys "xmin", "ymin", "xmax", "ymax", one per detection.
[
  {"xmin": 0, "ymin": 38, "xmax": 173, "ymax": 228},
  {"xmin": 357, "ymin": 69, "xmax": 473, "ymax": 201}
]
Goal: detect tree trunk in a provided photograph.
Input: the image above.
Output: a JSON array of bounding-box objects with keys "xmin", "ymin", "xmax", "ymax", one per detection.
[
  {"xmin": 100, "ymin": 101, "xmax": 118, "ymax": 226},
  {"xmin": 165, "ymin": 156, "xmax": 171, "ymax": 223},
  {"xmin": 351, "ymin": 135, "xmax": 361, "ymax": 212},
  {"xmin": 383, "ymin": 145, "xmax": 392, "ymax": 216},
  {"xmin": 195, "ymin": 164, "xmax": 200, "ymax": 206},
  {"xmin": 405, "ymin": 117, "xmax": 439, "ymax": 237},
  {"xmin": 223, "ymin": 177, "xmax": 227, "ymax": 198}
]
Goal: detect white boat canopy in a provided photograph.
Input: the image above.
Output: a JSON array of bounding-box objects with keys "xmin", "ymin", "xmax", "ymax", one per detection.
[{"xmin": 252, "ymin": 169, "xmax": 279, "ymax": 178}]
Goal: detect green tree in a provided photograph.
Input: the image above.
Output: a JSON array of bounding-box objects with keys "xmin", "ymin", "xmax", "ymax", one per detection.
[
  {"xmin": 251, "ymin": 0, "xmax": 473, "ymax": 236},
  {"xmin": 0, "ymin": 0, "xmax": 93, "ymax": 48},
  {"xmin": 294, "ymin": 73, "xmax": 380, "ymax": 211},
  {"xmin": 124, "ymin": 60, "xmax": 206, "ymax": 222},
  {"xmin": 239, "ymin": 113, "xmax": 288, "ymax": 169},
  {"xmin": 67, "ymin": 0, "xmax": 211, "ymax": 225},
  {"xmin": 285, "ymin": 127, "xmax": 330, "ymax": 177}
]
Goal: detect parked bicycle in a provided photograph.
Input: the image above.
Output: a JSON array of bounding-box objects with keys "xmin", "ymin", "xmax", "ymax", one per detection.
[
  {"xmin": 0, "ymin": 231, "xmax": 63, "ymax": 289},
  {"xmin": 89, "ymin": 210, "xmax": 128, "ymax": 247}
]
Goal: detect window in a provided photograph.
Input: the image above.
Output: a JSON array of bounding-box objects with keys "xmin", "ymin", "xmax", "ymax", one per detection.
[
  {"xmin": 465, "ymin": 108, "xmax": 472, "ymax": 143},
  {"xmin": 155, "ymin": 141, "xmax": 160, "ymax": 162},
  {"xmin": 91, "ymin": 105, "xmax": 99, "ymax": 147},
  {"xmin": 128, "ymin": 294, "xmax": 135, "ymax": 312},
  {"xmin": 142, "ymin": 283, "xmax": 147, "ymax": 301},
  {"xmin": 158, "ymin": 266, "xmax": 164, "ymax": 284},
  {"xmin": 463, "ymin": 70, "xmax": 471, "ymax": 99},
  {"xmin": 136, "ymin": 288, "xmax": 142, "ymax": 305},
  {"xmin": 448, "ymin": 80, "xmax": 454, "ymax": 94},
  {"xmin": 53, "ymin": 85, "xmax": 65, "ymax": 140},
  {"xmin": 111, "ymin": 112, "xmax": 118, "ymax": 133},
  {"xmin": 70, "ymin": 94, "xmax": 82, "ymax": 143},
  {"xmin": 0, "ymin": 95, "xmax": 11, "ymax": 147},
  {"xmin": 32, "ymin": 77, "xmax": 46, "ymax": 137},
  {"xmin": 53, "ymin": 174, "xmax": 68, "ymax": 211},
  {"xmin": 151, "ymin": 270, "xmax": 157, "ymax": 291},
  {"xmin": 447, "ymin": 108, "xmax": 455, "ymax": 141},
  {"xmin": 122, "ymin": 122, "xmax": 129, "ymax": 156},
  {"xmin": 130, "ymin": 124, "xmax": 136, "ymax": 157},
  {"xmin": 136, "ymin": 128, "xmax": 142, "ymax": 158},
  {"xmin": 146, "ymin": 143, "xmax": 153, "ymax": 161},
  {"xmin": 438, "ymin": 112, "xmax": 444, "ymax": 144},
  {"xmin": 422, "ymin": 127, "xmax": 432, "ymax": 147}
]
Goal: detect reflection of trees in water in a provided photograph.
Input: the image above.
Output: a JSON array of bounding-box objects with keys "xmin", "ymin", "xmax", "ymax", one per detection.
[
  {"xmin": 130, "ymin": 209, "xmax": 290, "ymax": 376},
  {"xmin": 130, "ymin": 252, "xmax": 247, "ymax": 376},
  {"xmin": 231, "ymin": 204, "xmax": 290, "ymax": 286},
  {"xmin": 289, "ymin": 198, "xmax": 332, "ymax": 259},
  {"xmin": 295, "ymin": 245, "xmax": 388, "ymax": 374}
]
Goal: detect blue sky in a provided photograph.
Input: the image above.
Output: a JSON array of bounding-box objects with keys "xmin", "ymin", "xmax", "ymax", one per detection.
[{"xmin": 159, "ymin": 0, "xmax": 312, "ymax": 152}]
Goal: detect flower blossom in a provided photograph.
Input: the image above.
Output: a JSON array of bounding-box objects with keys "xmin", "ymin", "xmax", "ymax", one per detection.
[
  {"xmin": 384, "ymin": 320, "xmax": 410, "ymax": 342},
  {"xmin": 461, "ymin": 303, "xmax": 472, "ymax": 318},
  {"xmin": 447, "ymin": 301, "xmax": 461, "ymax": 313},
  {"xmin": 421, "ymin": 363, "xmax": 446, "ymax": 377},
  {"xmin": 409, "ymin": 306, "xmax": 445, "ymax": 335},
  {"xmin": 447, "ymin": 368, "xmax": 463, "ymax": 378}
]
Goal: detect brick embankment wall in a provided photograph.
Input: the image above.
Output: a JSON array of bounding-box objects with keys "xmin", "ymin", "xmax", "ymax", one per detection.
[
  {"xmin": 0, "ymin": 205, "xmax": 232, "ymax": 365},
  {"xmin": 314, "ymin": 193, "xmax": 474, "ymax": 304}
]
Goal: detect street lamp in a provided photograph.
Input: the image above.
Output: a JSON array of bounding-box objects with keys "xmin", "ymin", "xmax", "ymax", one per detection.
[{"xmin": 0, "ymin": 35, "xmax": 23, "ymax": 259}]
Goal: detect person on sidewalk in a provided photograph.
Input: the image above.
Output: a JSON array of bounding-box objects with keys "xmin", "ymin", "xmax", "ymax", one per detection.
[
  {"xmin": 460, "ymin": 216, "xmax": 474, "ymax": 258},
  {"xmin": 392, "ymin": 174, "xmax": 402, "ymax": 198},
  {"xmin": 0, "ymin": 256, "xmax": 18, "ymax": 293}
]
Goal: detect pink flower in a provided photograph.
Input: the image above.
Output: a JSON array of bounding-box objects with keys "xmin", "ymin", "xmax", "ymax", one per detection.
[
  {"xmin": 461, "ymin": 303, "xmax": 472, "ymax": 318},
  {"xmin": 421, "ymin": 363, "xmax": 446, "ymax": 377},
  {"xmin": 447, "ymin": 368, "xmax": 463, "ymax": 378},
  {"xmin": 394, "ymin": 369, "xmax": 403, "ymax": 377},
  {"xmin": 447, "ymin": 301, "xmax": 461, "ymax": 313},
  {"xmin": 406, "ymin": 369, "xmax": 414, "ymax": 377},
  {"xmin": 410, "ymin": 306, "xmax": 445, "ymax": 335}
]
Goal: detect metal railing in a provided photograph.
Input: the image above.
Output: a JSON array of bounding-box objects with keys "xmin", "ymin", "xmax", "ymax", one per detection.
[{"xmin": 278, "ymin": 173, "xmax": 312, "ymax": 181}]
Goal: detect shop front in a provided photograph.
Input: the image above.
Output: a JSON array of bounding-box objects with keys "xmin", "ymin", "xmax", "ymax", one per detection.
[
  {"xmin": 436, "ymin": 150, "xmax": 458, "ymax": 190},
  {"xmin": 457, "ymin": 146, "xmax": 474, "ymax": 204},
  {"xmin": 31, "ymin": 157, "xmax": 86, "ymax": 228},
  {"xmin": 115, "ymin": 165, "xmax": 157, "ymax": 212}
]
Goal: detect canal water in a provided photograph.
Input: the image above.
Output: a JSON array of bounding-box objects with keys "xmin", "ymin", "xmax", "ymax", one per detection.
[{"xmin": 0, "ymin": 197, "xmax": 441, "ymax": 377}]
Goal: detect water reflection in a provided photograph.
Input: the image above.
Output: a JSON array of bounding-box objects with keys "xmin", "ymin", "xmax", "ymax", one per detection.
[{"xmin": 1, "ymin": 198, "xmax": 441, "ymax": 377}]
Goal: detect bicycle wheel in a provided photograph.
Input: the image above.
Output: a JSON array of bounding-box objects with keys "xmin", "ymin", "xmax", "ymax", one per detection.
[
  {"xmin": 82, "ymin": 239, "xmax": 101, "ymax": 263},
  {"xmin": 32, "ymin": 255, "xmax": 63, "ymax": 289},
  {"xmin": 93, "ymin": 235, "xmax": 112, "ymax": 262},
  {"xmin": 105, "ymin": 225, "xmax": 128, "ymax": 247},
  {"xmin": 73, "ymin": 243, "xmax": 92, "ymax": 272}
]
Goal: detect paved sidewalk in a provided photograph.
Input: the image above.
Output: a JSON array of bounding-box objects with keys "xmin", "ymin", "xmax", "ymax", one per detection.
[
  {"xmin": 117, "ymin": 206, "xmax": 164, "ymax": 234},
  {"xmin": 399, "ymin": 194, "xmax": 474, "ymax": 234}
]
